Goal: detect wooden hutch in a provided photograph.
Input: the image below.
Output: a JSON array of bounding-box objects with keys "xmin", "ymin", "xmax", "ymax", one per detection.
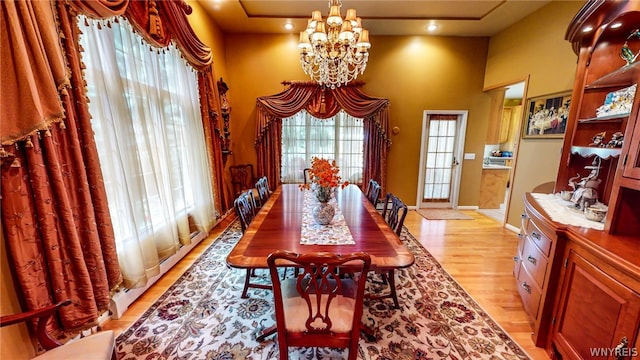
[{"xmin": 515, "ymin": 1, "xmax": 640, "ymax": 359}]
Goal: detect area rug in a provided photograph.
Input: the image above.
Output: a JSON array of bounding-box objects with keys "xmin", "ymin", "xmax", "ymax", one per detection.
[
  {"xmin": 115, "ymin": 220, "xmax": 530, "ymax": 360},
  {"xmin": 416, "ymin": 209, "xmax": 474, "ymax": 220}
]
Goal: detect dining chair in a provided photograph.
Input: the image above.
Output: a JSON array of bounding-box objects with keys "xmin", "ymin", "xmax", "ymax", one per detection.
[
  {"xmin": 230, "ymin": 164, "xmax": 255, "ymax": 198},
  {"xmin": 303, "ymin": 168, "xmax": 311, "ymax": 184},
  {"xmin": 365, "ymin": 179, "xmax": 381, "ymax": 207},
  {"xmin": 255, "ymin": 176, "xmax": 271, "ymax": 207},
  {"xmin": 267, "ymin": 250, "xmax": 371, "ymax": 360},
  {"xmin": 370, "ymin": 192, "xmax": 409, "ymax": 309},
  {"xmin": 234, "ymin": 190, "xmax": 271, "ymax": 298},
  {"xmin": 0, "ymin": 299, "xmax": 118, "ymax": 360}
]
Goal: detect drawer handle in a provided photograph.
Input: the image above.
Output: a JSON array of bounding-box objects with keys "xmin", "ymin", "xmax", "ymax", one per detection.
[
  {"xmin": 531, "ymin": 232, "xmax": 541, "ymax": 241},
  {"xmin": 614, "ymin": 336, "xmax": 628, "ymax": 360},
  {"xmin": 513, "ymin": 256, "xmax": 520, "ymax": 263},
  {"xmin": 521, "ymin": 213, "xmax": 528, "ymax": 219},
  {"xmin": 521, "ymin": 282, "xmax": 531, "ymax": 294},
  {"xmin": 518, "ymin": 233, "xmax": 523, "ymax": 238},
  {"xmin": 527, "ymin": 255, "xmax": 537, "ymax": 265}
]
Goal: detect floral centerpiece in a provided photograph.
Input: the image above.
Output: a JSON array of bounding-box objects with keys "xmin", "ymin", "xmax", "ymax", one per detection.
[{"xmin": 299, "ymin": 157, "xmax": 349, "ymax": 203}]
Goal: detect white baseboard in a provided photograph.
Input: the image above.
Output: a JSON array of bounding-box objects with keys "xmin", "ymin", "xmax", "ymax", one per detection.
[
  {"xmin": 504, "ymin": 223, "xmax": 520, "ymax": 234},
  {"xmin": 456, "ymin": 205, "xmax": 479, "ymax": 210},
  {"xmin": 109, "ymin": 230, "xmax": 208, "ymax": 319}
]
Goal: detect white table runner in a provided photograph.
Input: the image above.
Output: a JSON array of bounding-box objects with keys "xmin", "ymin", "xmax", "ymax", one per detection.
[
  {"xmin": 300, "ymin": 190, "xmax": 355, "ymax": 245},
  {"xmin": 531, "ymin": 193, "xmax": 605, "ymax": 230}
]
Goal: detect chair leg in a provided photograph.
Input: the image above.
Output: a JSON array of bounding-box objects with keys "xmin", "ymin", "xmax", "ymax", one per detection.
[
  {"xmin": 242, "ymin": 269, "xmax": 252, "ymax": 298},
  {"xmin": 386, "ymin": 269, "xmax": 400, "ymax": 309}
]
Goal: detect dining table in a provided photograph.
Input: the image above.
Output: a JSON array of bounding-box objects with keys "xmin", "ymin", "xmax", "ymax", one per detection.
[
  {"xmin": 226, "ymin": 183, "xmax": 415, "ymax": 272},
  {"xmin": 226, "ymin": 183, "xmax": 415, "ymax": 341}
]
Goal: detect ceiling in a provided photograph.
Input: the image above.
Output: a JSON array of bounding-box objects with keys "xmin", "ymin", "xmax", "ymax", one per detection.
[{"xmin": 197, "ymin": 0, "xmax": 551, "ymax": 37}]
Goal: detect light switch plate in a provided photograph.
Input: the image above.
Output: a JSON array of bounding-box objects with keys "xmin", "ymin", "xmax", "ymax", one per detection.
[{"xmin": 464, "ymin": 153, "xmax": 475, "ymax": 160}]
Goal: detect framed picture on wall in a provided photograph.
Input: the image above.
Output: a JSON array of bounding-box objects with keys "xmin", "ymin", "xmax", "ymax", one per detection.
[{"xmin": 522, "ymin": 91, "xmax": 572, "ymax": 139}]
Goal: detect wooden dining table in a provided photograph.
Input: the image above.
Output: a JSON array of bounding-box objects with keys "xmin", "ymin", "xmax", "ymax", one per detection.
[{"xmin": 226, "ymin": 184, "xmax": 415, "ymax": 272}]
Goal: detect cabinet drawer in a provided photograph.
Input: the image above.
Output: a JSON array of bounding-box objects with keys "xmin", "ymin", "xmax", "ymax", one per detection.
[
  {"xmin": 516, "ymin": 265, "xmax": 542, "ymax": 321},
  {"xmin": 525, "ymin": 219, "xmax": 553, "ymax": 257},
  {"xmin": 522, "ymin": 236, "xmax": 549, "ymax": 288}
]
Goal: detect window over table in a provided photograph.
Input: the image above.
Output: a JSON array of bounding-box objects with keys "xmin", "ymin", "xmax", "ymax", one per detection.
[{"xmin": 281, "ymin": 110, "xmax": 364, "ymax": 185}]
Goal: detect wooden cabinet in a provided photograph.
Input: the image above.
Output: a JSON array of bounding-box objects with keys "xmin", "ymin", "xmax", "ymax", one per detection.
[
  {"xmin": 550, "ymin": 232, "xmax": 640, "ymax": 360},
  {"xmin": 558, "ymin": 2, "xmax": 640, "ymax": 234},
  {"xmin": 479, "ymin": 168, "xmax": 509, "ymax": 209},
  {"xmin": 516, "ymin": 194, "xmax": 567, "ymax": 347},
  {"xmin": 514, "ymin": 3, "xmax": 640, "ymax": 358},
  {"xmin": 486, "ymin": 88, "xmax": 507, "ymax": 144}
]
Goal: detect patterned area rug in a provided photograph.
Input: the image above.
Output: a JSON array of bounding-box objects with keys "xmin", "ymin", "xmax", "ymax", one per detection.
[
  {"xmin": 115, "ymin": 220, "xmax": 530, "ymax": 359},
  {"xmin": 416, "ymin": 209, "xmax": 474, "ymax": 220}
]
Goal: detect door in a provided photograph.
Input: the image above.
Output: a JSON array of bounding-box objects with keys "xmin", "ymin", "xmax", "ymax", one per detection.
[
  {"xmin": 552, "ymin": 247, "xmax": 640, "ymax": 360},
  {"xmin": 417, "ymin": 111, "xmax": 467, "ymax": 208}
]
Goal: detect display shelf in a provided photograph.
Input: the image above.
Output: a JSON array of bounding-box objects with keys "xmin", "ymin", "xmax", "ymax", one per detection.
[
  {"xmin": 585, "ymin": 61, "xmax": 640, "ymax": 90},
  {"xmin": 570, "ymin": 146, "xmax": 621, "ymax": 159},
  {"xmin": 577, "ymin": 113, "xmax": 629, "ymax": 123}
]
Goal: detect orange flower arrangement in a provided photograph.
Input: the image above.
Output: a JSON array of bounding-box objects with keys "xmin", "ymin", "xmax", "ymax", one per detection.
[{"xmin": 299, "ymin": 157, "xmax": 349, "ymax": 202}]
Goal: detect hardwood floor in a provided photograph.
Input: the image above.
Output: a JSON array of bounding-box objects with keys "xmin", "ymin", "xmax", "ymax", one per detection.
[{"xmin": 103, "ymin": 209, "xmax": 550, "ymax": 360}]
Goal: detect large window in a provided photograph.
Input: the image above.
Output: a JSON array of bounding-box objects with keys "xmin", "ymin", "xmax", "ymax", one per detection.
[
  {"xmin": 281, "ymin": 110, "xmax": 364, "ymax": 184},
  {"xmin": 79, "ymin": 16, "xmax": 217, "ymax": 288}
]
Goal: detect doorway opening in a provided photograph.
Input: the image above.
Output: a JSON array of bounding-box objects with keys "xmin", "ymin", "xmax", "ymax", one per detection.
[
  {"xmin": 417, "ymin": 111, "xmax": 468, "ymax": 209},
  {"xmin": 478, "ymin": 80, "xmax": 527, "ymax": 223}
]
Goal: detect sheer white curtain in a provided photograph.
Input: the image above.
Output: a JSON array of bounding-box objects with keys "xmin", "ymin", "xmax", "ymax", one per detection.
[
  {"xmin": 281, "ymin": 110, "xmax": 364, "ymax": 184},
  {"xmin": 79, "ymin": 16, "xmax": 217, "ymax": 289}
]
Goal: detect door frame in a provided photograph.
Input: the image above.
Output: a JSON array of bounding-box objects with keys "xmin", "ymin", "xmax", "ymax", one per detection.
[{"xmin": 416, "ymin": 110, "xmax": 468, "ymax": 208}]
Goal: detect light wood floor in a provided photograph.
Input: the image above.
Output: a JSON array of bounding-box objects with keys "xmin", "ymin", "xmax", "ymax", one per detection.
[{"xmin": 103, "ymin": 210, "xmax": 550, "ymax": 360}]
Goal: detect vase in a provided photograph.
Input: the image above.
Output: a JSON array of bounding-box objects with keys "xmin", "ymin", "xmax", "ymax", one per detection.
[{"xmin": 312, "ymin": 202, "xmax": 335, "ymax": 225}]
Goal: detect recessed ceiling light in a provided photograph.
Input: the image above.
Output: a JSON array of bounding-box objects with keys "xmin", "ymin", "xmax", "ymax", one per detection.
[
  {"xmin": 284, "ymin": 23, "xmax": 294, "ymax": 31},
  {"xmin": 427, "ymin": 23, "xmax": 438, "ymax": 32},
  {"xmin": 582, "ymin": 25, "xmax": 594, "ymax": 33},
  {"xmin": 610, "ymin": 22, "xmax": 623, "ymax": 29}
]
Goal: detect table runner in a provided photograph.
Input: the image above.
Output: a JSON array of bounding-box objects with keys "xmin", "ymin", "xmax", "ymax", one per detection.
[
  {"xmin": 300, "ymin": 190, "xmax": 355, "ymax": 245},
  {"xmin": 531, "ymin": 193, "xmax": 604, "ymax": 230}
]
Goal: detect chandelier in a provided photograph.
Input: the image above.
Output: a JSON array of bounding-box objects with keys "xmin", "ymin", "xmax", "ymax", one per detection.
[{"xmin": 298, "ymin": 0, "xmax": 371, "ymax": 88}]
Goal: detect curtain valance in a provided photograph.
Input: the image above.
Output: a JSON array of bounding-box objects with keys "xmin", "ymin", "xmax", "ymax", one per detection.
[
  {"xmin": 1, "ymin": 0, "xmax": 213, "ymax": 146},
  {"xmin": 255, "ymin": 81, "xmax": 392, "ymax": 194}
]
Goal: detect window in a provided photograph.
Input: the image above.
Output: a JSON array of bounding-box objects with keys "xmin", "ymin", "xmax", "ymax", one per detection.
[
  {"xmin": 79, "ymin": 16, "xmax": 217, "ymax": 288},
  {"xmin": 281, "ymin": 110, "xmax": 364, "ymax": 184}
]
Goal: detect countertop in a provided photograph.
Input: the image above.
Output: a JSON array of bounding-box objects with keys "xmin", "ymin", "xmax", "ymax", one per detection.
[{"xmin": 482, "ymin": 164, "xmax": 512, "ymax": 170}]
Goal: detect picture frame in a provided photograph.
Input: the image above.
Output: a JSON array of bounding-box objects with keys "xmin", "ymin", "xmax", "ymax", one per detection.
[{"xmin": 522, "ymin": 91, "xmax": 572, "ymax": 139}]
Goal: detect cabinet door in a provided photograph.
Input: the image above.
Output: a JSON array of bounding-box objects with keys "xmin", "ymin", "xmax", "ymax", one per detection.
[
  {"xmin": 622, "ymin": 111, "xmax": 640, "ymax": 180},
  {"xmin": 552, "ymin": 249, "xmax": 640, "ymax": 360}
]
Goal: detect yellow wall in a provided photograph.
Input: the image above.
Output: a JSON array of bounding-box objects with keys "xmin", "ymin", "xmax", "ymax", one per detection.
[
  {"xmin": 219, "ymin": 33, "xmax": 491, "ymax": 205},
  {"xmin": 483, "ymin": 1, "xmax": 583, "ymax": 227},
  {"xmin": 1, "ymin": 231, "xmax": 35, "ymax": 360}
]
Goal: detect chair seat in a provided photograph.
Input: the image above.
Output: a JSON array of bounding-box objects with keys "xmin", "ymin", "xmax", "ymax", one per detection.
[
  {"xmin": 281, "ymin": 277, "xmax": 357, "ymax": 333},
  {"xmin": 33, "ymin": 330, "xmax": 115, "ymax": 360}
]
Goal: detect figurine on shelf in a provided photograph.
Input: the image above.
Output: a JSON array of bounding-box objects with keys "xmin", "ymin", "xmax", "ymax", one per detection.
[
  {"xmin": 606, "ymin": 131, "xmax": 624, "ymax": 148},
  {"xmin": 620, "ymin": 29, "xmax": 640, "ymax": 66},
  {"xmin": 568, "ymin": 157, "xmax": 602, "ymax": 210},
  {"xmin": 589, "ymin": 131, "xmax": 606, "ymax": 147}
]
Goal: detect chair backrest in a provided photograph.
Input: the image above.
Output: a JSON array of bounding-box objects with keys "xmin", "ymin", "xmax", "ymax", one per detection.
[
  {"xmin": 382, "ymin": 192, "xmax": 408, "ymax": 236},
  {"xmin": 267, "ymin": 250, "xmax": 371, "ymax": 360},
  {"xmin": 365, "ymin": 179, "xmax": 381, "ymax": 206},
  {"xmin": 303, "ymin": 168, "xmax": 311, "ymax": 184},
  {"xmin": 234, "ymin": 190, "xmax": 257, "ymax": 233},
  {"xmin": 230, "ymin": 164, "xmax": 255, "ymax": 197},
  {"xmin": 255, "ymin": 176, "xmax": 270, "ymax": 207},
  {"xmin": 0, "ymin": 299, "xmax": 117, "ymax": 360}
]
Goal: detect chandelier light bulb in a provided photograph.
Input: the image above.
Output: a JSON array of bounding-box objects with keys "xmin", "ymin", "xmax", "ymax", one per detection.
[
  {"xmin": 327, "ymin": 5, "xmax": 342, "ymax": 26},
  {"xmin": 298, "ymin": 0, "xmax": 371, "ymax": 88}
]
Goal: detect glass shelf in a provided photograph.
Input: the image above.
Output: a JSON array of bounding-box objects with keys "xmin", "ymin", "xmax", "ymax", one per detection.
[
  {"xmin": 570, "ymin": 146, "xmax": 621, "ymax": 159},
  {"xmin": 578, "ymin": 113, "xmax": 629, "ymax": 123},
  {"xmin": 585, "ymin": 62, "xmax": 640, "ymax": 90}
]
